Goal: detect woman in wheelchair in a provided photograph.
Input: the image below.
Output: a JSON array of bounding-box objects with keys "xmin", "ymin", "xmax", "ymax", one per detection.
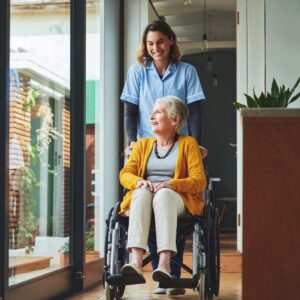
[{"xmin": 119, "ymin": 96, "xmax": 207, "ymax": 282}]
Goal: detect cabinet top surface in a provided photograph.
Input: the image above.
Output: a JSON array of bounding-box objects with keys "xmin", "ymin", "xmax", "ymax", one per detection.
[{"xmin": 240, "ymin": 108, "xmax": 300, "ymax": 117}]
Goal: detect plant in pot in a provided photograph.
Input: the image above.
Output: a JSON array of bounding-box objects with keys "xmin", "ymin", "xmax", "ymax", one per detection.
[
  {"xmin": 234, "ymin": 77, "xmax": 300, "ymax": 109},
  {"xmin": 58, "ymin": 242, "xmax": 70, "ymax": 267},
  {"xmin": 85, "ymin": 229, "xmax": 99, "ymax": 262}
]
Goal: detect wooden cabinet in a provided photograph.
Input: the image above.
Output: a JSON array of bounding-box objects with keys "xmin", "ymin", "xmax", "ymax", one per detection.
[{"xmin": 242, "ymin": 109, "xmax": 300, "ymax": 300}]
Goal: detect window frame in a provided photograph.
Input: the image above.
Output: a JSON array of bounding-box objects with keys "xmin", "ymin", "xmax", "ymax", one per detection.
[{"xmin": 0, "ymin": 0, "xmax": 10, "ymax": 299}]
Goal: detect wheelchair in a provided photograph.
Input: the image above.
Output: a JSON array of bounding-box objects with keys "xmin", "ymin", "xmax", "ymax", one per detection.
[{"xmin": 103, "ymin": 177, "xmax": 220, "ymax": 300}]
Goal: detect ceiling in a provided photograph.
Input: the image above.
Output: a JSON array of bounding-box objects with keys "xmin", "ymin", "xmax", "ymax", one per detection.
[{"xmin": 151, "ymin": 0, "xmax": 236, "ymax": 54}]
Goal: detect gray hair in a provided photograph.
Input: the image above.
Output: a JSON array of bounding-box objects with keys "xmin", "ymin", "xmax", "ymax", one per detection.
[{"xmin": 155, "ymin": 96, "xmax": 189, "ymax": 132}]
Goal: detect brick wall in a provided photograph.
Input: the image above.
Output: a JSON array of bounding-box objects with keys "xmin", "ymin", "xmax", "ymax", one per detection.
[
  {"xmin": 9, "ymin": 73, "xmax": 31, "ymax": 249},
  {"xmin": 8, "ymin": 70, "xmax": 71, "ymax": 248}
]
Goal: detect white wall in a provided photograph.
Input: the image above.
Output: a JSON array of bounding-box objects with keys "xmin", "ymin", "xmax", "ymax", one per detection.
[
  {"xmin": 124, "ymin": 0, "xmax": 157, "ymax": 73},
  {"xmin": 266, "ymin": 0, "xmax": 300, "ymax": 104},
  {"xmin": 237, "ymin": 0, "xmax": 300, "ymax": 106},
  {"xmin": 247, "ymin": 0, "xmax": 265, "ymax": 93},
  {"xmin": 236, "ymin": 0, "xmax": 300, "ymax": 251},
  {"xmin": 236, "ymin": 0, "xmax": 247, "ymax": 251},
  {"xmin": 97, "ymin": 0, "xmax": 120, "ymax": 253}
]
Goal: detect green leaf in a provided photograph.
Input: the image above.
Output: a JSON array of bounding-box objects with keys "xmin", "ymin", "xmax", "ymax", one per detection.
[
  {"xmin": 233, "ymin": 102, "xmax": 247, "ymax": 110},
  {"xmin": 253, "ymin": 89, "xmax": 259, "ymax": 101},
  {"xmin": 24, "ymin": 88, "xmax": 40, "ymax": 109},
  {"xmin": 288, "ymin": 91, "xmax": 300, "ymax": 104},
  {"xmin": 288, "ymin": 77, "xmax": 300, "ymax": 99},
  {"xmin": 258, "ymin": 92, "xmax": 267, "ymax": 107},
  {"xmin": 271, "ymin": 78, "xmax": 279, "ymax": 98},
  {"xmin": 245, "ymin": 94, "xmax": 259, "ymax": 108},
  {"xmin": 262, "ymin": 93, "xmax": 271, "ymax": 107},
  {"xmin": 283, "ymin": 90, "xmax": 290, "ymax": 107},
  {"xmin": 270, "ymin": 79, "xmax": 282, "ymax": 106},
  {"xmin": 278, "ymin": 92, "xmax": 287, "ymax": 107}
]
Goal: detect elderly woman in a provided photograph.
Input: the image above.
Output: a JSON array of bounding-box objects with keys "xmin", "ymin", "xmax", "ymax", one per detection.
[{"xmin": 119, "ymin": 96, "xmax": 206, "ymax": 281}]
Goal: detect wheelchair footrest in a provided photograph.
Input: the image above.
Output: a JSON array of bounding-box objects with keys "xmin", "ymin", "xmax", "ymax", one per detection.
[
  {"xmin": 159, "ymin": 278, "xmax": 196, "ymax": 289},
  {"xmin": 106, "ymin": 274, "xmax": 146, "ymax": 286}
]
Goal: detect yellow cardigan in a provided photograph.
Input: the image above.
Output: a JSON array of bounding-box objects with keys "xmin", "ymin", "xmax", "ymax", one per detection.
[{"xmin": 119, "ymin": 135, "xmax": 207, "ymax": 216}]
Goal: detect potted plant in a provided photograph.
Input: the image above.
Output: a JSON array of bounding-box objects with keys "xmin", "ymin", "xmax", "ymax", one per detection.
[
  {"xmin": 58, "ymin": 242, "xmax": 70, "ymax": 267},
  {"xmin": 85, "ymin": 229, "xmax": 100, "ymax": 262},
  {"xmin": 234, "ymin": 77, "xmax": 300, "ymax": 109},
  {"xmin": 235, "ymin": 78, "xmax": 300, "ymax": 299}
]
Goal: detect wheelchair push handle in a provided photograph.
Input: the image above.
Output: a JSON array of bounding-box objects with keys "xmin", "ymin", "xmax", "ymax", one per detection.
[{"xmin": 208, "ymin": 177, "xmax": 221, "ymax": 191}]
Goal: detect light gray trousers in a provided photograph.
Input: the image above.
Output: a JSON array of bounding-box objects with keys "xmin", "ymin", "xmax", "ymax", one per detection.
[{"xmin": 127, "ymin": 187, "xmax": 185, "ymax": 254}]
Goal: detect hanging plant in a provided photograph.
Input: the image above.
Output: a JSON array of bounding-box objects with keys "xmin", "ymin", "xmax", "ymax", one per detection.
[
  {"xmin": 36, "ymin": 103, "xmax": 63, "ymax": 155},
  {"xmin": 24, "ymin": 88, "xmax": 40, "ymax": 110},
  {"xmin": 16, "ymin": 87, "xmax": 63, "ymax": 250}
]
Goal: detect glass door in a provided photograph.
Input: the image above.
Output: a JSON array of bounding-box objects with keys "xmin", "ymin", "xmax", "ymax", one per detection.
[
  {"xmin": 6, "ymin": 1, "xmax": 74, "ymax": 298},
  {"xmin": 1, "ymin": 0, "xmax": 121, "ymax": 298},
  {"xmin": 9, "ymin": 0, "xmax": 71, "ymax": 282}
]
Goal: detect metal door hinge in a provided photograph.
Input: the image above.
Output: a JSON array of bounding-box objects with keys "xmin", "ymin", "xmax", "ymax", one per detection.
[{"xmin": 237, "ymin": 11, "xmax": 240, "ymax": 25}]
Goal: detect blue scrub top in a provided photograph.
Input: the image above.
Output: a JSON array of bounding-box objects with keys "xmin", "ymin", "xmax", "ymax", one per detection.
[{"xmin": 120, "ymin": 61, "xmax": 205, "ymax": 138}]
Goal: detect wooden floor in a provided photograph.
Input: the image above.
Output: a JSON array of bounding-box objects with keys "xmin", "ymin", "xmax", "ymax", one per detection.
[
  {"xmin": 70, "ymin": 233, "xmax": 242, "ymax": 300},
  {"xmin": 71, "ymin": 272, "xmax": 241, "ymax": 300}
]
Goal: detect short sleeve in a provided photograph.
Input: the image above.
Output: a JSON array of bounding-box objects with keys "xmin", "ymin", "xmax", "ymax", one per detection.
[
  {"xmin": 186, "ymin": 65, "xmax": 205, "ymax": 104},
  {"xmin": 120, "ymin": 64, "xmax": 142, "ymax": 105}
]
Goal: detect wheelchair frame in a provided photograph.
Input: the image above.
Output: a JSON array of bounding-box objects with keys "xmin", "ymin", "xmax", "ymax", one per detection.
[{"xmin": 103, "ymin": 177, "xmax": 220, "ymax": 300}]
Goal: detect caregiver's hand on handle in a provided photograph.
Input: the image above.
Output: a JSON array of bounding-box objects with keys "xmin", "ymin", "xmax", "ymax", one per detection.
[
  {"xmin": 125, "ymin": 141, "xmax": 136, "ymax": 159},
  {"xmin": 199, "ymin": 145, "xmax": 208, "ymax": 159}
]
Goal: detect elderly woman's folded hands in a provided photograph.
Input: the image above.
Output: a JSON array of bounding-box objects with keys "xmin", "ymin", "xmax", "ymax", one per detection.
[{"xmin": 136, "ymin": 179, "xmax": 172, "ymax": 194}]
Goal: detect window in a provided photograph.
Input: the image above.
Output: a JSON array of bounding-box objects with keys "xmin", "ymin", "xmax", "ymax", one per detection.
[{"xmin": 9, "ymin": 0, "xmax": 71, "ymax": 284}]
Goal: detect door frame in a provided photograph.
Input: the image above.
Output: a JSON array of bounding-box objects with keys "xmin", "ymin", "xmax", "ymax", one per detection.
[{"xmin": 0, "ymin": 0, "xmax": 10, "ymax": 299}]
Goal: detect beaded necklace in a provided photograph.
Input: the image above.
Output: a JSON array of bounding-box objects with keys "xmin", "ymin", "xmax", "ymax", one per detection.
[{"xmin": 154, "ymin": 139, "xmax": 176, "ymax": 159}]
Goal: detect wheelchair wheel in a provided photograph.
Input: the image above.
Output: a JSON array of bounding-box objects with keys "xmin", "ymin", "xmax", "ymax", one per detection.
[
  {"xmin": 117, "ymin": 222, "xmax": 129, "ymax": 271},
  {"xmin": 104, "ymin": 205, "xmax": 127, "ymax": 300},
  {"xmin": 104, "ymin": 204, "xmax": 127, "ymax": 275},
  {"xmin": 210, "ymin": 208, "xmax": 220, "ymax": 296},
  {"xmin": 198, "ymin": 272, "xmax": 213, "ymax": 300},
  {"xmin": 105, "ymin": 282, "xmax": 125, "ymax": 300},
  {"xmin": 104, "ymin": 207, "xmax": 114, "ymax": 268}
]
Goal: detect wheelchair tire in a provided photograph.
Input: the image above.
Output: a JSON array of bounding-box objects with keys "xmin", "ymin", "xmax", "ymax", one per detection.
[
  {"xmin": 104, "ymin": 204, "xmax": 128, "ymax": 272},
  {"xmin": 103, "ymin": 204, "xmax": 127, "ymax": 299},
  {"xmin": 198, "ymin": 271, "xmax": 213, "ymax": 300},
  {"xmin": 105, "ymin": 283, "xmax": 125, "ymax": 300},
  {"xmin": 104, "ymin": 207, "xmax": 114, "ymax": 266},
  {"xmin": 210, "ymin": 208, "xmax": 220, "ymax": 296}
]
